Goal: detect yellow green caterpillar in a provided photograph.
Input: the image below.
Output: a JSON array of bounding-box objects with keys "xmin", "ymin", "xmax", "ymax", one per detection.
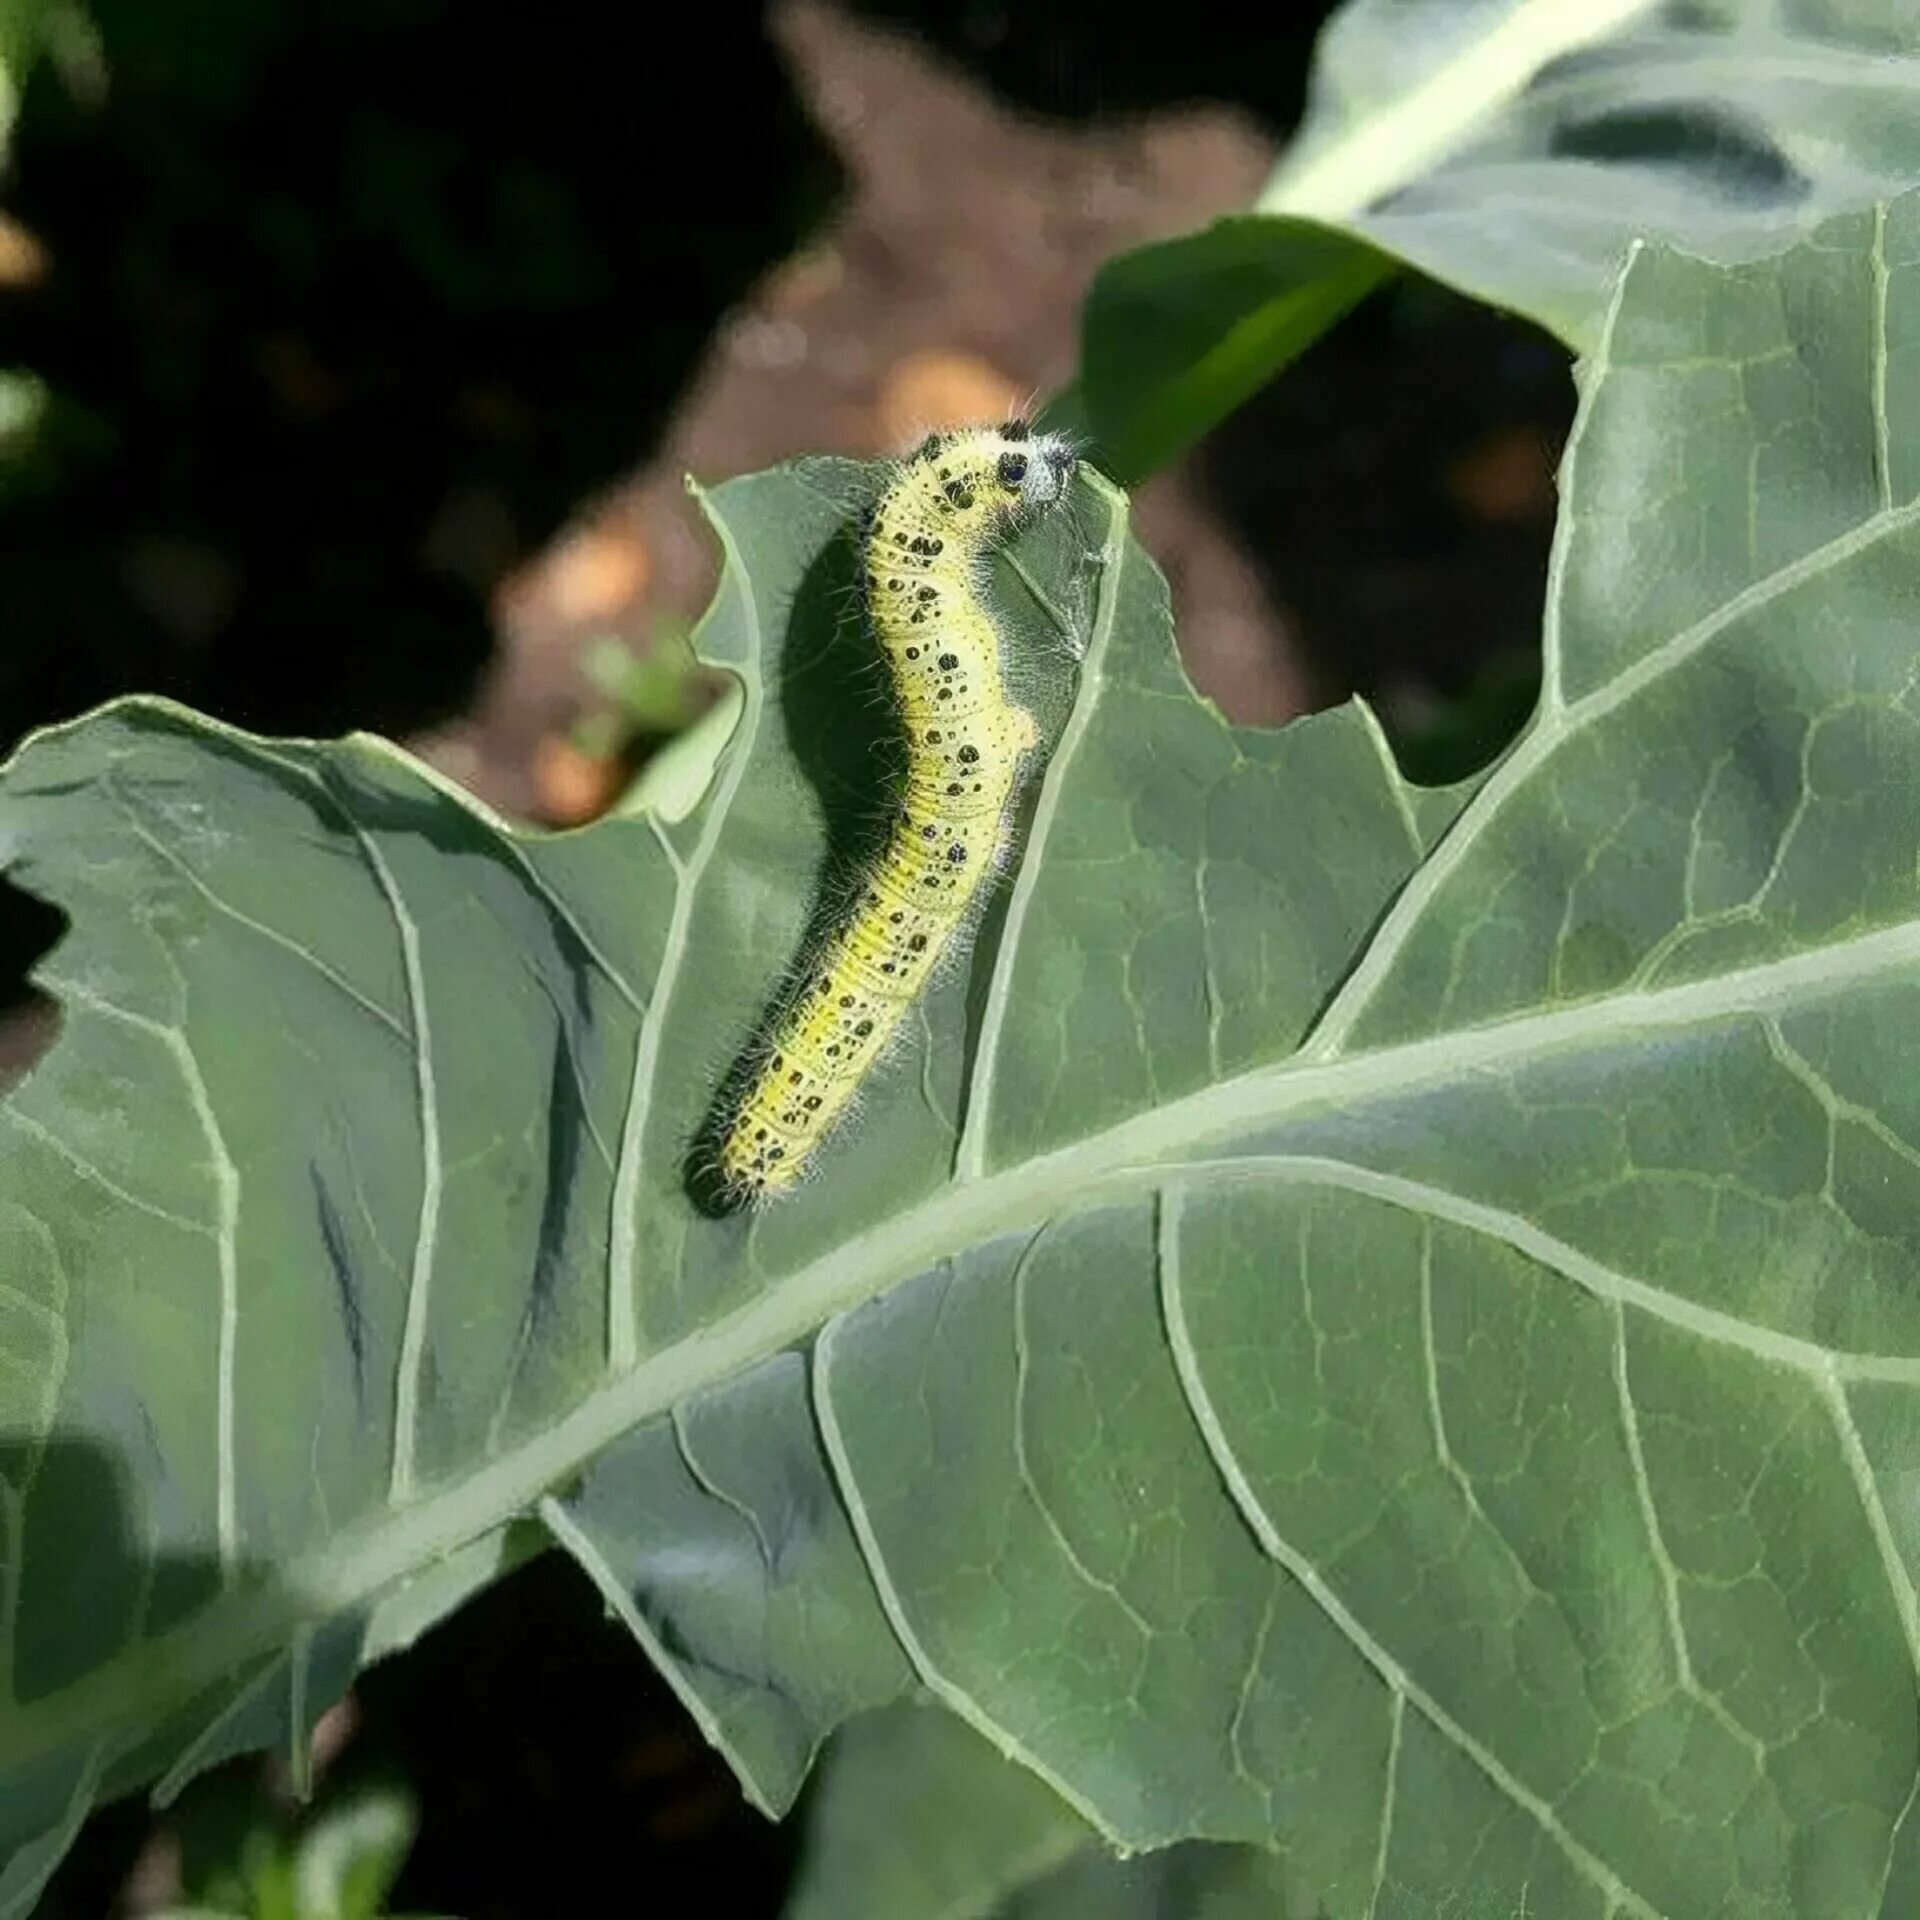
[{"xmin": 717, "ymin": 419, "xmax": 1080, "ymax": 1204}]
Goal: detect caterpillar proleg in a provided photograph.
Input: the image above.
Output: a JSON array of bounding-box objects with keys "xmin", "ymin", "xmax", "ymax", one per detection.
[{"xmin": 716, "ymin": 420, "xmax": 1081, "ymax": 1204}]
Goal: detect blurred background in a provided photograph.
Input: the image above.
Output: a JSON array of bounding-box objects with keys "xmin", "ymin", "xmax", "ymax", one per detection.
[{"xmin": 1, "ymin": 1, "xmax": 1573, "ymax": 1911}]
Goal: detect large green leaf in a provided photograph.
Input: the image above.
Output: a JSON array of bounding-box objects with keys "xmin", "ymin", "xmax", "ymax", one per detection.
[
  {"xmin": 784, "ymin": 1704, "xmax": 1087, "ymax": 1920},
  {"xmin": 786, "ymin": 1704, "xmax": 1323, "ymax": 1920},
  {"xmin": 1080, "ymin": 0, "xmax": 1920, "ymax": 476},
  {"xmin": 8, "ymin": 197, "xmax": 1920, "ymax": 1915}
]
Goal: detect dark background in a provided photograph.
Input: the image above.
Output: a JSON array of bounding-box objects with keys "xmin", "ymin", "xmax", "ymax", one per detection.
[{"xmin": 6, "ymin": 3, "xmax": 1572, "ymax": 1912}]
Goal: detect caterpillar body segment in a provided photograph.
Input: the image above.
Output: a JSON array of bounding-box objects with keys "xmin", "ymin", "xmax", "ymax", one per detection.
[{"xmin": 717, "ymin": 421, "xmax": 1079, "ymax": 1203}]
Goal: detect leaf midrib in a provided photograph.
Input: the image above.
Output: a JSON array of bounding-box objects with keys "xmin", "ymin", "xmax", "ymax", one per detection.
[{"xmin": 9, "ymin": 903, "xmax": 1918, "ymax": 1778}]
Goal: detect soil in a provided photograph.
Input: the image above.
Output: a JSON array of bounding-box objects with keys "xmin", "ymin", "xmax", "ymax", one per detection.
[{"xmin": 430, "ymin": 0, "xmax": 1300, "ymax": 825}]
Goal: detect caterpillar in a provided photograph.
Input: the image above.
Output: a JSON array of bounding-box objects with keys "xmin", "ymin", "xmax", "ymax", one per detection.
[{"xmin": 716, "ymin": 419, "xmax": 1081, "ymax": 1204}]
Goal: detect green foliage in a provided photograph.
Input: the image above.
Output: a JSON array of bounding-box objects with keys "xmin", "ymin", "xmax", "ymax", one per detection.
[
  {"xmin": 155, "ymin": 1777, "xmax": 430, "ymax": 1920},
  {"xmin": 7, "ymin": 188, "xmax": 1920, "ymax": 1916},
  {"xmin": 571, "ymin": 624, "xmax": 713, "ymax": 765},
  {"xmin": 0, "ymin": 0, "xmax": 100, "ymax": 155},
  {"xmin": 1067, "ymin": 219, "xmax": 1392, "ymax": 481},
  {"xmin": 1078, "ymin": 0, "xmax": 1920, "ymax": 479}
]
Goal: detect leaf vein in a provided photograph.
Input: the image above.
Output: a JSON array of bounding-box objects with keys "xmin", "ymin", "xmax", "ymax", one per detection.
[
  {"xmin": 0, "ymin": 1105, "xmax": 212, "ymax": 1240},
  {"xmin": 810, "ymin": 1314, "xmax": 1120, "ymax": 1845},
  {"xmin": 538, "ymin": 1492, "xmax": 782, "ymax": 1819},
  {"xmin": 106, "ymin": 780, "xmax": 410, "ymax": 1041},
  {"xmin": 1610, "ymin": 1299, "xmax": 1766, "ymax": 1767},
  {"xmin": 1176, "ymin": 1152, "xmax": 1920, "ymax": 1385},
  {"xmin": 1011, "ymin": 1224, "xmax": 1156, "ymax": 1641},
  {"xmin": 1159, "ymin": 1175, "xmax": 1660, "ymax": 1920},
  {"xmin": 957, "ymin": 473, "xmax": 1129, "ymax": 1180},
  {"xmin": 1819, "ymin": 1369, "xmax": 1920, "ymax": 1679},
  {"xmin": 1366, "ymin": 1690, "xmax": 1406, "ymax": 1920},
  {"xmin": 352, "ymin": 832, "xmax": 440, "ymax": 1507},
  {"xmin": 607, "ymin": 481, "xmax": 762, "ymax": 1370}
]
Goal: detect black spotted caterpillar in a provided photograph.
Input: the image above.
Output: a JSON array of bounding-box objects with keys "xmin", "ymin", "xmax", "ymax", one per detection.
[{"xmin": 717, "ymin": 420, "xmax": 1080, "ymax": 1202}]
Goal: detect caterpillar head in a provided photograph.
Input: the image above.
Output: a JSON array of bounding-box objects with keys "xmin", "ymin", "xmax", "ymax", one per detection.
[
  {"xmin": 988, "ymin": 419, "xmax": 1079, "ymax": 514},
  {"xmin": 909, "ymin": 420, "xmax": 1079, "ymax": 527}
]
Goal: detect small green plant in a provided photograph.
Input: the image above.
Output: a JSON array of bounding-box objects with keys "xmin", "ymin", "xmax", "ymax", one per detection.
[
  {"xmin": 571, "ymin": 622, "xmax": 712, "ymax": 768},
  {"xmin": 152, "ymin": 1782, "xmax": 428, "ymax": 1920}
]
